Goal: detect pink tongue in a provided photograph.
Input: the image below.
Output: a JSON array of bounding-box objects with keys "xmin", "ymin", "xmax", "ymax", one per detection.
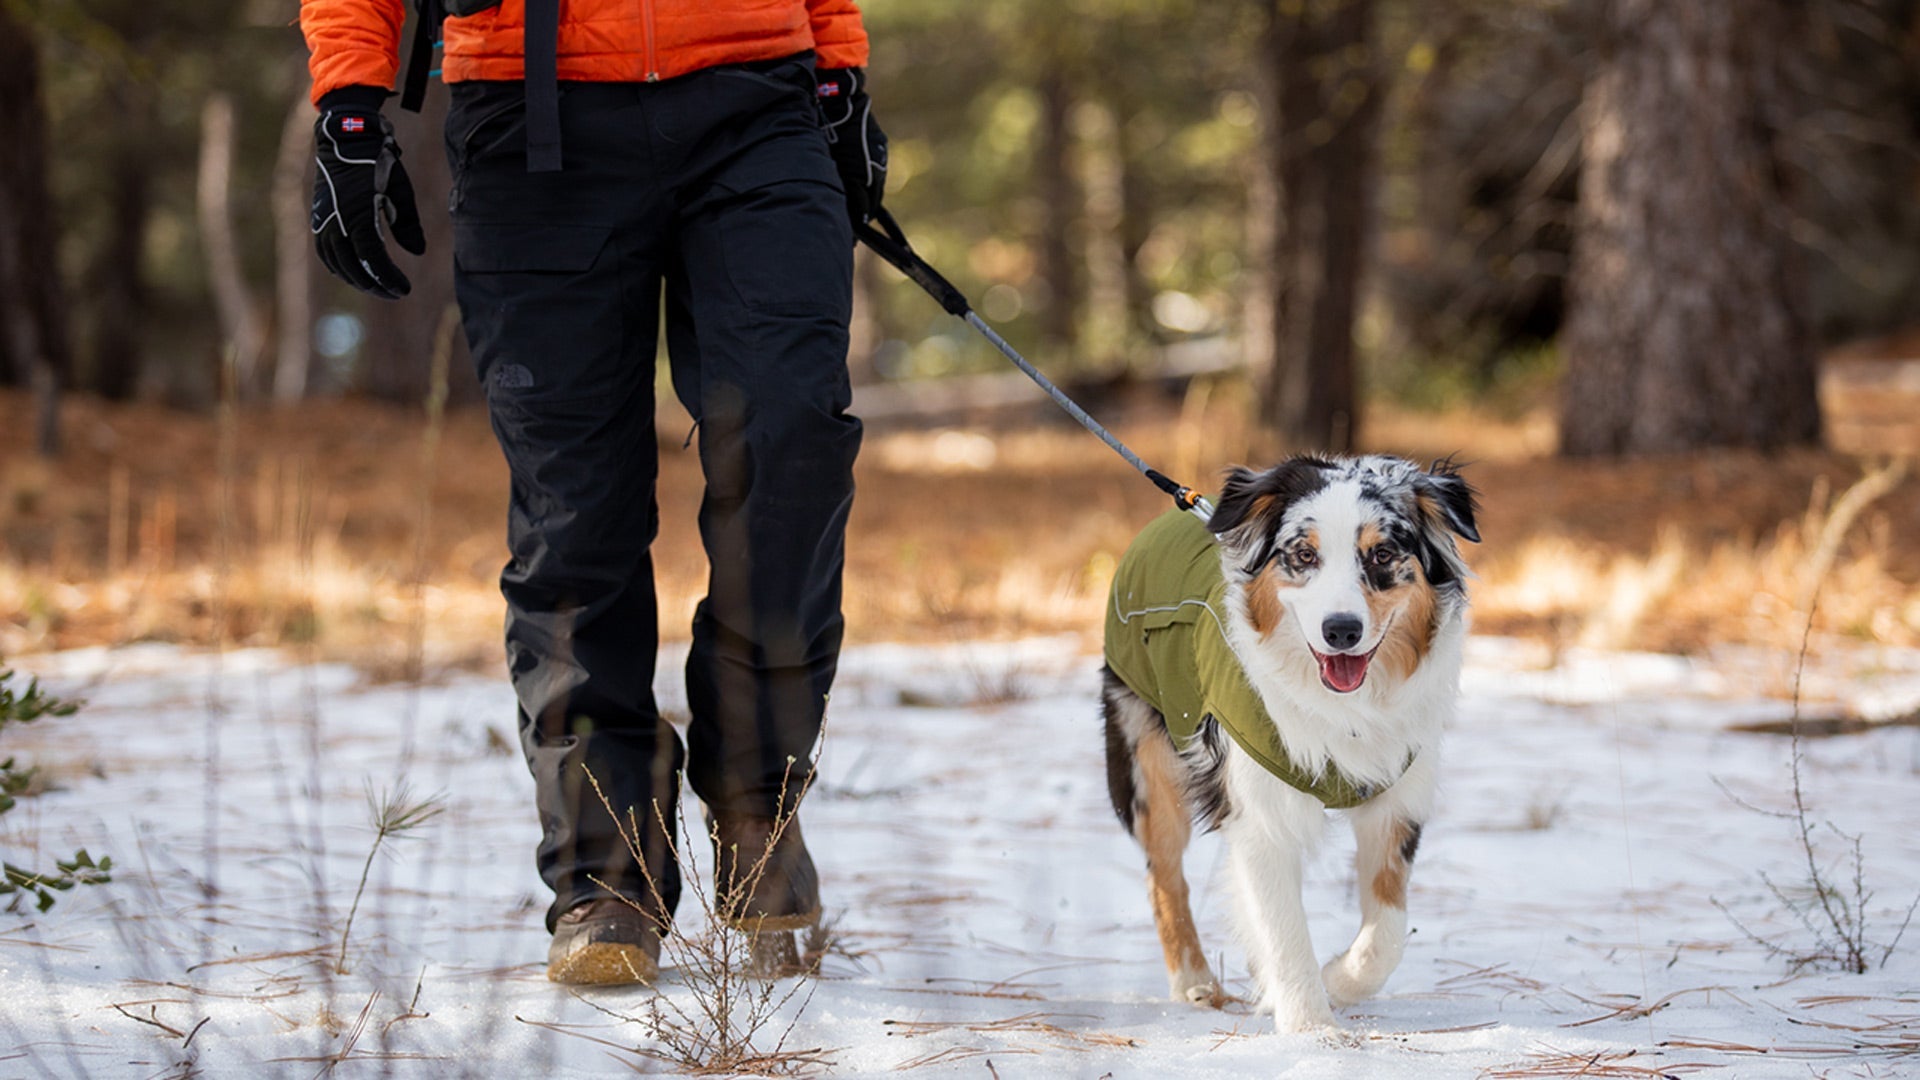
[{"xmin": 1319, "ymin": 651, "xmax": 1370, "ymax": 693}]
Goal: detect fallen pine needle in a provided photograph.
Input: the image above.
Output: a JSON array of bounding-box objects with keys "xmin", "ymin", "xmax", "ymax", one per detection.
[
  {"xmin": 1479, "ymin": 1045, "xmax": 1721, "ymax": 1077},
  {"xmin": 1562, "ymin": 987, "xmax": 1747, "ymax": 1028}
]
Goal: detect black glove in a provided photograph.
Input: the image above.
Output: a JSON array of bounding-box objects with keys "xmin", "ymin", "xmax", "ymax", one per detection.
[
  {"xmin": 814, "ymin": 67, "xmax": 888, "ymax": 227},
  {"xmin": 311, "ymin": 87, "xmax": 426, "ymax": 300}
]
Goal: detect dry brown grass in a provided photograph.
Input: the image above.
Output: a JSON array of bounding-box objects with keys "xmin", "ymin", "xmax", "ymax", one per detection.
[{"xmin": 2, "ymin": 387, "xmax": 1917, "ymax": 670}]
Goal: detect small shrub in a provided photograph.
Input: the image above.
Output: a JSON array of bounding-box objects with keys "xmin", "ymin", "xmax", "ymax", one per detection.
[
  {"xmin": 583, "ymin": 764, "xmax": 834, "ymax": 1077},
  {"xmin": 0, "ymin": 669, "xmax": 111, "ymax": 913}
]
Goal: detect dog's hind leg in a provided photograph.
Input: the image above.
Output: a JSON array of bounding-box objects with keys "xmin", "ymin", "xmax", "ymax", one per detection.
[
  {"xmin": 1322, "ymin": 757, "xmax": 1435, "ymax": 1008},
  {"xmin": 1137, "ymin": 727, "xmax": 1224, "ymax": 1007},
  {"xmin": 1102, "ymin": 673, "xmax": 1221, "ymax": 1008}
]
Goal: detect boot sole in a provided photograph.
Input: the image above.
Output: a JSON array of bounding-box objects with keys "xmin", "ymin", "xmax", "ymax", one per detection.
[{"xmin": 546, "ymin": 942, "xmax": 659, "ymax": 986}]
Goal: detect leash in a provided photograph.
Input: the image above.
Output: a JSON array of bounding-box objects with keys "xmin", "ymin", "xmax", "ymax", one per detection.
[{"xmin": 854, "ymin": 208, "xmax": 1214, "ymax": 523}]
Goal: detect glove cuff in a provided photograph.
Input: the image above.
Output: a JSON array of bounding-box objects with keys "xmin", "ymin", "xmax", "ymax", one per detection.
[{"xmin": 317, "ymin": 86, "xmax": 391, "ymax": 114}]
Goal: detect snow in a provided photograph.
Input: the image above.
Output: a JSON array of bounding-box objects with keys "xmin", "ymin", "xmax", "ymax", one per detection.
[{"xmin": 4, "ymin": 636, "xmax": 1920, "ymax": 1078}]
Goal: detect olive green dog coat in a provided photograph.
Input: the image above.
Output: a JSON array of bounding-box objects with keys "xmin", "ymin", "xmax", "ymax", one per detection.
[{"xmin": 1104, "ymin": 508, "xmax": 1397, "ymax": 809}]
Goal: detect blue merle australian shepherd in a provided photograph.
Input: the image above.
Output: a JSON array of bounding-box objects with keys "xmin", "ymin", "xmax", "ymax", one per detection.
[{"xmin": 1101, "ymin": 455, "xmax": 1479, "ymax": 1032}]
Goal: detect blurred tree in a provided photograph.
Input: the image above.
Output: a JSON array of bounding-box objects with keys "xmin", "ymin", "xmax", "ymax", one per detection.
[
  {"xmin": 272, "ymin": 84, "xmax": 316, "ymax": 403},
  {"xmin": 1371, "ymin": 1, "xmax": 1583, "ymax": 395},
  {"xmin": 199, "ymin": 92, "xmax": 268, "ymax": 397},
  {"xmin": 1034, "ymin": 62, "xmax": 1079, "ymax": 354},
  {"xmin": 1255, "ymin": 0, "xmax": 1385, "ymax": 451},
  {"xmin": 82, "ymin": 3, "xmax": 165, "ymax": 401},
  {"xmin": 0, "ymin": 0, "xmax": 71, "ymax": 454},
  {"xmin": 1786, "ymin": 0, "xmax": 1920, "ymax": 344},
  {"xmin": 1560, "ymin": 0, "xmax": 1821, "ymax": 455},
  {"xmin": 89, "ymin": 77, "xmax": 155, "ymax": 402},
  {"xmin": 0, "ymin": 0, "xmax": 1903, "ymax": 424}
]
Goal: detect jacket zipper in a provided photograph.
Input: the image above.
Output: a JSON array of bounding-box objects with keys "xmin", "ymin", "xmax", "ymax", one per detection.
[{"xmin": 641, "ymin": 0, "xmax": 659, "ymax": 81}]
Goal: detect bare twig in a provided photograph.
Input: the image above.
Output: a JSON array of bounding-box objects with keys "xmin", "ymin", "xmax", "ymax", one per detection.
[
  {"xmin": 1714, "ymin": 459, "xmax": 1919, "ymax": 974},
  {"xmin": 580, "ymin": 753, "xmax": 833, "ymax": 1076},
  {"xmin": 335, "ymin": 783, "xmax": 445, "ymax": 974},
  {"xmin": 111, "ymin": 1003, "xmax": 186, "ymax": 1039}
]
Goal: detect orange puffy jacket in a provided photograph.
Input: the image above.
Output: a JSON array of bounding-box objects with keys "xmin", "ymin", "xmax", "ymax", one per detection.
[{"xmin": 301, "ymin": 0, "xmax": 870, "ymax": 105}]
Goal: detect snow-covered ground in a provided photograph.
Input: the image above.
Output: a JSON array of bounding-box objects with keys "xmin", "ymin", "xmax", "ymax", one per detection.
[{"xmin": 4, "ymin": 636, "xmax": 1920, "ymax": 1078}]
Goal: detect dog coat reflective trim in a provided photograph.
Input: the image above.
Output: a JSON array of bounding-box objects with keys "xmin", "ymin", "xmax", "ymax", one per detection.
[{"xmin": 1104, "ymin": 508, "xmax": 1396, "ymax": 810}]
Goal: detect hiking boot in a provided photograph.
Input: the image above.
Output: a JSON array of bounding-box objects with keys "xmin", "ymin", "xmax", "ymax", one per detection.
[
  {"xmin": 545, "ymin": 898, "xmax": 662, "ymax": 986},
  {"xmin": 711, "ymin": 814, "xmax": 821, "ymax": 932}
]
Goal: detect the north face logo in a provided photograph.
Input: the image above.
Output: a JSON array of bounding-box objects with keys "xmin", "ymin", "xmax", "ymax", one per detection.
[{"xmin": 494, "ymin": 364, "xmax": 535, "ymax": 390}]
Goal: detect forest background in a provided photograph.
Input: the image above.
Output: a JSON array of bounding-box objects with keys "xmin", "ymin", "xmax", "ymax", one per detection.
[{"xmin": 2, "ymin": 0, "xmax": 1919, "ymax": 672}]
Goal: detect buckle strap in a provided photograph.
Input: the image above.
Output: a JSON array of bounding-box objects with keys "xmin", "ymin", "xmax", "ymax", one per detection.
[
  {"xmin": 523, "ymin": 0, "xmax": 561, "ymax": 172},
  {"xmin": 399, "ymin": 0, "xmax": 440, "ymax": 113}
]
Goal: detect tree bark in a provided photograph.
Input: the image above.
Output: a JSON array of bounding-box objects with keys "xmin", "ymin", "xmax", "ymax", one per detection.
[
  {"xmin": 199, "ymin": 93, "xmax": 268, "ymax": 399},
  {"xmin": 88, "ymin": 73, "xmax": 155, "ymax": 402},
  {"xmin": 1560, "ymin": 0, "xmax": 1819, "ymax": 456},
  {"xmin": 1257, "ymin": 0, "xmax": 1383, "ymax": 453},
  {"xmin": 273, "ymin": 86, "xmax": 317, "ymax": 403},
  {"xmin": 0, "ymin": 5, "xmax": 70, "ymax": 454},
  {"xmin": 1076, "ymin": 99, "xmax": 1129, "ymax": 370},
  {"xmin": 1034, "ymin": 65, "xmax": 1080, "ymax": 354}
]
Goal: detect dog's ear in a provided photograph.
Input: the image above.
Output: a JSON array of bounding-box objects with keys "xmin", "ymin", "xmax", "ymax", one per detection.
[
  {"xmin": 1413, "ymin": 458, "xmax": 1480, "ymax": 544},
  {"xmin": 1205, "ymin": 453, "xmax": 1328, "ymax": 553}
]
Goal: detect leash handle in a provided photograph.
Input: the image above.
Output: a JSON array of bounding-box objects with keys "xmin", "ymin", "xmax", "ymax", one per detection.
[{"xmin": 854, "ymin": 209, "xmax": 971, "ymax": 317}]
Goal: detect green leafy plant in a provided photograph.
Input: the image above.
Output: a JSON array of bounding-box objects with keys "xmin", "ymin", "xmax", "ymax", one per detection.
[{"xmin": 0, "ymin": 669, "xmax": 111, "ymax": 913}]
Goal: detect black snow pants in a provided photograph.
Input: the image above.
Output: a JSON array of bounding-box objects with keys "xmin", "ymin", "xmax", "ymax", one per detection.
[{"xmin": 446, "ymin": 54, "xmax": 860, "ymax": 932}]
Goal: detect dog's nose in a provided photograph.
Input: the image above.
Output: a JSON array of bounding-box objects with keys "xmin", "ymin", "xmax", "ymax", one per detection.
[{"xmin": 1322, "ymin": 614, "xmax": 1364, "ymax": 652}]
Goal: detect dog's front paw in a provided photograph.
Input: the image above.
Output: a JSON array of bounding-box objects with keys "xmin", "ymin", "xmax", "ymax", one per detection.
[
  {"xmin": 1169, "ymin": 966, "xmax": 1225, "ymax": 1009},
  {"xmin": 1269, "ymin": 988, "xmax": 1337, "ymax": 1034},
  {"xmin": 1321, "ymin": 951, "xmax": 1376, "ymax": 1009},
  {"xmin": 1273, "ymin": 1007, "xmax": 1339, "ymax": 1035},
  {"xmin": 1313, "ymin": 1024, "xmax": 1367, "ymax": 1048}
]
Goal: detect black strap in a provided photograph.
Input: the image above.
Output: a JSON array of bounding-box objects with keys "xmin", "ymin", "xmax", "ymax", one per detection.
[
  {"xmin": 523, "ymin": 0, "xmax": 561, "ymax": 172},
  {"xmin": 853, "ymin": 208, "xmax": 971, "ymax": 318},
  {"xmin": 400, "ymin": 0, "xmax": 441, "ymax": 114}
]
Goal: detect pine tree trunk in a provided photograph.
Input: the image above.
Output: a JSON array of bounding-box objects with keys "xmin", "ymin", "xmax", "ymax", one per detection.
[
  {"xmin": 1560, "ymin": 0, "xmax": 1819, "ymax": 456},
  {"xmin": 0, "ymin": 5, "xmax": 70, "ymax": 453},
  {"xmin": 91, "ymin": 77, "xmax": 155, "ymax": 402},
  {"xmin": 1257, "ymin": 0, "xmax": 1382, "ymax": 453},
  {"xmin": 1034, "ymin": 65, "xmax": 1079, "ymax": 354},
  {"xmin": 199, "ymin": 94, "xmax": 269, "ymax": 399},
  {"xmin": 273, "ymin": 85, "xmax": 317, "ymax": 403},
  {"xmin": 1077, "ymin": 100, "xmax": 1129, "ymax": 370}
]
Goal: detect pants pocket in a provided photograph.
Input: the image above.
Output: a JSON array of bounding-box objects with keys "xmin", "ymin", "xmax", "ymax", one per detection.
[{"xmin": 453, "ymin": 222, "xmax": 624, "ymax": 404}]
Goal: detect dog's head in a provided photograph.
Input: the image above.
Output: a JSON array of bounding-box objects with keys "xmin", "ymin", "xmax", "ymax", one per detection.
[{"xmin": 1207, "ymin": 455, "xmax": 1479, "ymax": 695}]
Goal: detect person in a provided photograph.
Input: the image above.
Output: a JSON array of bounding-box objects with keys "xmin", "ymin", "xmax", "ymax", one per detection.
[{"xmin": 299, "ymin": 0, "xmax": 887, "ymax": 985}]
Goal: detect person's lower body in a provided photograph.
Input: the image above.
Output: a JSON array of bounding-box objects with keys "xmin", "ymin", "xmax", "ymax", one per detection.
[{"xmin": 446, "ymin": 58, "xmax": 859, "ymax": 984}]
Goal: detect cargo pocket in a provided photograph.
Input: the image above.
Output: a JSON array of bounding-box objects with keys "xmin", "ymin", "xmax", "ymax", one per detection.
[{"xmin": 453, "ymin": 222, "xmax": 623, "ymax": 407}]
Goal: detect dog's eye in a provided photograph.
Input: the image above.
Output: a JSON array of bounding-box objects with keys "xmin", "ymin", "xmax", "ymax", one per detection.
[
  {"xmin": 1369, "ymin": 546, "xmax": 1398, "ymax": 567},
  {"xmin": 1292, "ymin": 546, "xmax": 1319, "ymax": 569}
]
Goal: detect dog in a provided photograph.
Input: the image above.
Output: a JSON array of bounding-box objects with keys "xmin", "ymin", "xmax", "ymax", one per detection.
[{"xmin": 1101, "ymin": 454, "xmax": 1478, "ymax": 1031}]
